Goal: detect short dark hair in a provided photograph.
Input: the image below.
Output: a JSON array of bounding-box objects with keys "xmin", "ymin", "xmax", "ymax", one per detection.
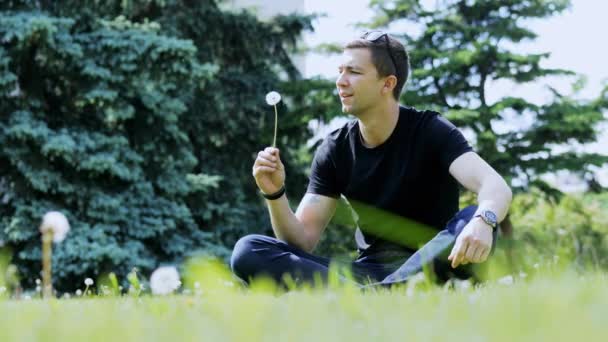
[{"xmin": 344, "ymin": 33, "xmax": 410, "ymax": 100}]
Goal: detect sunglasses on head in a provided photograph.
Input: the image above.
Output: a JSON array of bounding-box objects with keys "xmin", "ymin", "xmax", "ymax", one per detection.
[{"xmin": 361, "ymin": 31, "xmax": 398, "ymax": 76}]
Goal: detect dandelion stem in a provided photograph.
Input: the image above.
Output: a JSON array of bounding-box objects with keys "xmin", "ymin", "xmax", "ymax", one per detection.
[
  {"xmin": 272, "ymin": 104, "xmax": 278, "ymax": 148},
  {"xmin": 41, "ymin": 230, "xmax": 53, "ymax": 299}
]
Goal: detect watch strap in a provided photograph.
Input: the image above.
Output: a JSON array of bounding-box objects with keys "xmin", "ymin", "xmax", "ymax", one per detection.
[
  {"xmin": 474, "ymin": 210, "xmax": 498, "ymax": 229},
  {"xmin": 261, "ymin": 185, "xmax": 285, "ymax": 200}
]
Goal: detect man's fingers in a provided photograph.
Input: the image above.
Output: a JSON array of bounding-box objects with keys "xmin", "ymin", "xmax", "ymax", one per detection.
[
  {"xmin": 464, "ymin": 243, "xmax": 474, "ymax": 261},
  {"xmin": 275, "ymin": 155, "xmax": 284, "ymax": 169},
  {"xmin": 255, "ymin": 150, "xmax": 281, "ymax": 169},
  {"xmin": 264, "ymin": 147, "xmax": 280, "ymax": 156},
  {"xmin": 252, "ymin": 166, "xmax": 277, "ymax": 176},
  {"xmin": 480, "ymin": 248, "xmax": 491, "ymax": 262},
  {"xmin": 255, "ymin": 158, "xmax": 277, "ymax": 169},
  {"xmin": 473, "ymin": 246, "xmax": 486, "ymax": 263},
  {"xmin": 451, "ymin": 251, "xmax": 463, "ymax": 268},
  {"xmin": 450, "ymin": 240, "xmax": 466, "ymax": 268},
  {"xmin": 448, "ymin": 241, "xmax": 459, "ymax": 261},
  {"xmin": 258, "ymin": 150, "xmax": 277, "ymax": 162},
  {"xmin": 260, "ymin": 148, "xmax": 283, "ymax": 170}
]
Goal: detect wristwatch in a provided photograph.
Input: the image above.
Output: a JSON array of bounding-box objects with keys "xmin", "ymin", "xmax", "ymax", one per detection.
[{"xmin": 474, "ymin": 210, "xmax": 498, "ymax": 229}]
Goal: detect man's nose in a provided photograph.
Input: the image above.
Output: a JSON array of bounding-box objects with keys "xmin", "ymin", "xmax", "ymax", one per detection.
[{"xmin": 336, "ymin": 72, "xmax": 348, "ymax": 88}]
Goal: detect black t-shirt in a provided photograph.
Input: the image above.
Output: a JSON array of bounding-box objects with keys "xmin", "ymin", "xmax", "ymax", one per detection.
[{"xmin": 307, "ymin": 106, "xmax": 472, "ymax": 252}]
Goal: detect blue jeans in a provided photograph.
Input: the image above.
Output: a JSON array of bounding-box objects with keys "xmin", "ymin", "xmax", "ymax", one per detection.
[{"xmin": 230, "ymin": 205, "xmax": 496, "ymax": 287}]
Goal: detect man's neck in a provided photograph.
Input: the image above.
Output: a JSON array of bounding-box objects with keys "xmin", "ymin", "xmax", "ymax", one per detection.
[{"xmin": 357, "ymin": 101, "xmax": 400, "ymax": 148}]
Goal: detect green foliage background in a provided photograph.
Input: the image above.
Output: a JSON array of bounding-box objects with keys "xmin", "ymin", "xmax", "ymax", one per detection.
[
  {"xmin": 0, "ymin": 0, "xmax": 341, "ymax": 291},
  {"xmin": 0, "ymin": 0, "xmax": 607, "ymax": 292}
]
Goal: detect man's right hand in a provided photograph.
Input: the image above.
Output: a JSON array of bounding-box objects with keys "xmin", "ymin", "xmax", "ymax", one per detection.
[{"xmin": 252, "ymin": 147, "xmax": 285, "ymax": 195}]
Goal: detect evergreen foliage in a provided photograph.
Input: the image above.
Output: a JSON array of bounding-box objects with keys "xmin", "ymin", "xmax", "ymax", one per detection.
[{"xmin": 0, "ymin": 1, "xmax": 316, "ymax": 290}]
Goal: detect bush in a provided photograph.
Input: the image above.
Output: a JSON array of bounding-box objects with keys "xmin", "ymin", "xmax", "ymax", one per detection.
[
  {"xmin": 510, "ymin": 191, "xmax": 608, "ymax": 271},
  {"xmin": 0, "ymin": 12, "xmax": 219, "ymax": 290}
]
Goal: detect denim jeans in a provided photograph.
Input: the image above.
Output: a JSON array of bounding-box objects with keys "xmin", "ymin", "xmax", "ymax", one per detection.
[{"xmin": 230, "ymin": 205, "xmax": 497, "ymax": 287}]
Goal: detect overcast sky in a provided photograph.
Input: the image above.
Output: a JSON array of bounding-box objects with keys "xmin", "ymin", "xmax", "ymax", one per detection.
[{"xmin": 303, "ymin": 0, "xmax": 607, "ymax": 101}]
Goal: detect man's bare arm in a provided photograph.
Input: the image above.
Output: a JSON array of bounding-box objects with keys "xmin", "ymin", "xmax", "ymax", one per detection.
[
  {"xmin": 447, "ymin": 151, "xmax": 512, "ymax": 267},
  {"xmin": 449, "ymin": 151, "xmax": 512, "ymax": 220},
  {"xmin": 252, "ymin": 146, "xmax": 337, "ymax": 252},
  {"xmin": 266, "ymin": 193, "xmax": 337, "ymax": 253}
]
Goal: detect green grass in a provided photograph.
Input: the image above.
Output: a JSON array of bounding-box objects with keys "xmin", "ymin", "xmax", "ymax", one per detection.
[{"xmin": 2, "ymin": 272, "xmax": 607, "ymax": 341}]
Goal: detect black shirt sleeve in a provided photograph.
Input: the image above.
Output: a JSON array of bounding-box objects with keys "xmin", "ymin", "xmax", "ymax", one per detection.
[
  {"xmin": 306, "ymin": 139, "xmax": 341, "ymax": 198},
  {"xmin": 426, "ymin": 114, "xmax": 473, "ymax": 170}
]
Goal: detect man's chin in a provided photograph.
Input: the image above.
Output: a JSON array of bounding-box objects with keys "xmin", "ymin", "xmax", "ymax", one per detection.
[{"xmin": 341, "ymin": 104, "xmax": 353, "ymax": 114}]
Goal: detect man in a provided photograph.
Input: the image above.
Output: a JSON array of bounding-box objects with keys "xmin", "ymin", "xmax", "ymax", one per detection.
[{"xmin": 231, "ymin": 31, "xmax": 512, "ymax": 287}]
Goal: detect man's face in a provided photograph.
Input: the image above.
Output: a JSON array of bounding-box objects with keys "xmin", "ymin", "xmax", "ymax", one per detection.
[{"xmin": 336, "ymin": 48, "xmax": 385, "ymax": 115}]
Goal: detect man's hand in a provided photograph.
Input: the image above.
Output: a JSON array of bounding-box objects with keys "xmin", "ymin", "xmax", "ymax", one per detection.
[
  {"xmin": 252, "ymin": 147, "xmax": 285, "ymax": 195},
  {"xmin": 448, "ymin": 218, "xmax": 493, "ymax": 268}
]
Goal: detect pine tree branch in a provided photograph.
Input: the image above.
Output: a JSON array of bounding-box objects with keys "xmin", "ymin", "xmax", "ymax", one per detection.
[{"xmin": 430, "ymin": 59, "xmax": 450, "ymax": 108}]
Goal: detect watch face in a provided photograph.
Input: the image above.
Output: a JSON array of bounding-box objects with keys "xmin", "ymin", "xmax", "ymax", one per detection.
[{"xmin": 484, "ymin": 211, "xmax": 497, "ymax": 224}]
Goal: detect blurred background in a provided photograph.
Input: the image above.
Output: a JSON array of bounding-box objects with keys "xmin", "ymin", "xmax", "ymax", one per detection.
[{"xmin": 1, "ymin": 0, "xmax": 606, "ymax": 292}]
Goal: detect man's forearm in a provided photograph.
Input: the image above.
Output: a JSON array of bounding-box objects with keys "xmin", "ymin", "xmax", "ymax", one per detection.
[
  {"xmin": 265, "ymin": 195, "xmax": 310, "ymax": 250},
  {"xmin": 475, "ymin": 176, "xmax": 512, "ymax": 221}
]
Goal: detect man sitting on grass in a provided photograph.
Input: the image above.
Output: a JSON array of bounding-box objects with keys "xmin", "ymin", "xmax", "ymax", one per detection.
[{"xmin": 231, "ymin": 31, "xmax": 512, "ymax": 287}]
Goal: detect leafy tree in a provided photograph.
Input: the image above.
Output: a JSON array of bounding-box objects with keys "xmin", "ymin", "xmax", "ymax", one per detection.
[{"xmin": 0, "ymin": 1, "xmax": 317, "ymax": 290}]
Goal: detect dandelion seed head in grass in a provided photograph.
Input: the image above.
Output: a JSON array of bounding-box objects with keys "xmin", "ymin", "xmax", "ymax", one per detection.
[
  {"xmin": 85, "ymin": 278, "xmax": 94, "ymax": 286},
  {"xmin": 497, "ymin": 275, "xmax": 514, "ymax": 286},
  {"xmin": 265, "ymin": 91, "xmax": 281, "ymax": 105},
  {"xmin": 39, "ymin": 211, "xmax": 70, "ymax": 243},
  {"xmin": 150, "ymin": 266, "xmax": 181, "ymax": 295}
]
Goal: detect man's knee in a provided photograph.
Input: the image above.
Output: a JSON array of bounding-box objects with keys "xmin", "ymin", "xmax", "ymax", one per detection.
[{"xmin": 230, "ymin": 234, "xmax": 278, "ymax": 280}]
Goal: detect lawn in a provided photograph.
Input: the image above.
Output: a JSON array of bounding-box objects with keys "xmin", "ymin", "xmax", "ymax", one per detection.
[{"xmin": 2, "ymin": 272, "xmax": 607, "ymax": 341}]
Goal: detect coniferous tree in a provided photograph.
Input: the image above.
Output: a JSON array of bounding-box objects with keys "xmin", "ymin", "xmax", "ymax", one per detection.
[{"xmin": 0, "ymin": 1, "xmax": 317, "ymax": 290}]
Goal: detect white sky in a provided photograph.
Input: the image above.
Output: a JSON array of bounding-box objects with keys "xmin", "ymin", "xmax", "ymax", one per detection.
[
  {"xmin": 301, "ymin": 0, "xmax": 608, "ymax": 188},
  {"xmin": 303, "ymin": 0, "xmax": 607, "ymax": 100}
]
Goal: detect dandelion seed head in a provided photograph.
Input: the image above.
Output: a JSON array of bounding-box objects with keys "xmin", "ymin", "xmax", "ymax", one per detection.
[
  {"xmin": 497, "ymin": 275, "xmax": 514, "ymax": 286},
  {"xmin": 84, "ymin": 278, "xmax": 94, "ymax": 286},
  {"xmin": 150, "ymin": 266, "xmax": 181, "ymax": 295},
  {"xmin": 265, "ymin": 91, "xmax": 281, "ymax": 106},
  {"xmin": 39, "ymin": 211, "xmax": 70, "ymax": 243}
]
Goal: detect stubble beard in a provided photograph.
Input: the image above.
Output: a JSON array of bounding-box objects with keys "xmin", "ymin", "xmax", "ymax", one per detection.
[{"xmin": 341, "ymin": 104, "xmax": 352, "ymax": 114}]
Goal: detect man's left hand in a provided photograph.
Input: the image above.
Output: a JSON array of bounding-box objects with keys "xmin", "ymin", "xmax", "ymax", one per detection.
[{"xmin": 448, "ymin": 218, "xmax": 493, "ymax": 268}]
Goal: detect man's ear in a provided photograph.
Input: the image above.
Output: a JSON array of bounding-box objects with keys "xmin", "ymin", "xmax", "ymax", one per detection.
[{"xmin": 382, "ymin": 75, "xmax": 398, "ymax": 95}]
